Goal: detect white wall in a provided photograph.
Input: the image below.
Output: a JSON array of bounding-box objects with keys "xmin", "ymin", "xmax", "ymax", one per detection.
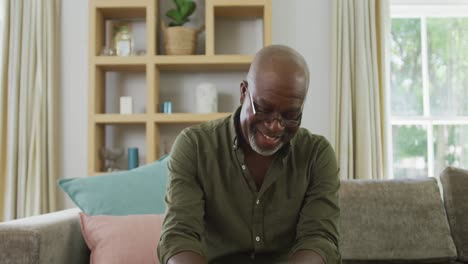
[
  {"xmin": 272, "ymin": 0, "xmax": 332, "ymax": 137},
  {"xmin": 59, "ymin": 0, "xmax": 332, "ymax": 209},
  {"xmin": 59, "ymin": 0, "xmax": 89, "ymax": 209}
]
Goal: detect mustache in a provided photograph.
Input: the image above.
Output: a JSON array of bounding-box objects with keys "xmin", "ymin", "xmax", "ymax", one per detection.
[{"xmin": 251, "ymin": 125, "xmax": 287, "ymax": 138}]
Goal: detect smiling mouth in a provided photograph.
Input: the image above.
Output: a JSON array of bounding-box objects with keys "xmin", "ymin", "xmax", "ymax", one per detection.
[{"xmin": 259, "ymin": 131, "xmax": 281, "ymax": 143}]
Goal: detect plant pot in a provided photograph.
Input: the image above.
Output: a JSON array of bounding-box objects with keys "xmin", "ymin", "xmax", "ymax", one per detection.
[{"xmin": 161, "ymin": 22, "xmax": 204, "ymax": 55}]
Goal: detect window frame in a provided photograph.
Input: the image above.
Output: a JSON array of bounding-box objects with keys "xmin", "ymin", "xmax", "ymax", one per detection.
[{"xmin": 389, "ymin": 1, "xmax": 468, "ymax": 178}]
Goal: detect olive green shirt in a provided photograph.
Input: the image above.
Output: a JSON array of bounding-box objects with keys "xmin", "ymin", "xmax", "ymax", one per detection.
[{"xmin": 157, "ymin": 109, "xmax": 341, "ymax": 264}]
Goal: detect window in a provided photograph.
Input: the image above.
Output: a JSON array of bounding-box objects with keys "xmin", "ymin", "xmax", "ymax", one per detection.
[{"xmin": 390, "ymin": 2, "xmax": 468, "ymax": 178}]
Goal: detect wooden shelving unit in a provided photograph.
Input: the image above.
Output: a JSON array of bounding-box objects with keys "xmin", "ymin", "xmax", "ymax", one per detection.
[{"xmin": 88, "ymin": 0, "xmax": 272, "ymax": 175}]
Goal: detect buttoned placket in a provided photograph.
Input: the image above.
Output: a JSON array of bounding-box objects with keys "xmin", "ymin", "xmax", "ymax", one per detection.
[
  {"xmin": 232, "ymin": 134, "xmax": 291, "ymax": 255},
  {"xmin": 233, "ymin": 139, "xmax": 266, "ymax": 253},
  {"xmin": 252, "ymin": 195, "xmax": 263, "ymax": 252}
]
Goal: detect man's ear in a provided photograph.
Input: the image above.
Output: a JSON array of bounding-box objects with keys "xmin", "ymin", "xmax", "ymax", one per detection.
[{"xmin": 240, "ymin": 81, "xmax": 247, "ymax": 104}]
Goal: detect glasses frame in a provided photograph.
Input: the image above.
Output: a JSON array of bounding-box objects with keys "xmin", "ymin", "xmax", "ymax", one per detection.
[{"xmin": 244, "ymin": 81, "xmax": 303, "ymax": 128}]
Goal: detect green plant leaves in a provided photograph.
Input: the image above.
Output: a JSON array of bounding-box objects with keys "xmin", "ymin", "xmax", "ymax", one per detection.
[
  {"xmin": 180, "ymin": 1, "xmax": 196, "ymax": 18},
  {"xmin": 166, "ymin": 9, "xmax": 183, "ymax": 22},
  {"xmin": 174, "ymin": 0, "xmax": 185, "ymax": 11},
  {"xmin": 166, "ymin": 0, "xmax": 196, "ymax": 27}
]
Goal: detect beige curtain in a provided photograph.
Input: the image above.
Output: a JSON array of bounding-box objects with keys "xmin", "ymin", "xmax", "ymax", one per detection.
[
  {"xmin": 331, "ymin": 0, "xmax": 391, "ymax": 180},
  {"xmin": 0, "ymin": 0, "xmax": 8, "ymax": 221},
  {"xmin": 0, "ymin": 0, "xmax": 59, "ymax": 221}
]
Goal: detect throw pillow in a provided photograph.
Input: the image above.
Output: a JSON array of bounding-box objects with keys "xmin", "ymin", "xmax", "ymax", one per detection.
[
  {"xmin": 79, "ymin": 213, "xmax": 164, "ymax": 264},
  {"xmin": 59, "ymin": 155, "xmax": 169, "ymax": 215},
  {"xmin": 339, "ymin": 178, "xmax": 457, "ymax": 262},
  {"xmin": 441, "ymin": 166, "xmax": 468, "ymax": 262}
]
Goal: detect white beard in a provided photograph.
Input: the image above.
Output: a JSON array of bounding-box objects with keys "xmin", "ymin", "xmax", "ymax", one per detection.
[{"xmin": 248, "ymin": 129, "xmax": 283, "ymax": 157}]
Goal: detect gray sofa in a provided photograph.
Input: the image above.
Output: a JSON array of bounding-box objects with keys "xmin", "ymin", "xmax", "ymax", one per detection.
[{"xmin": 1, "ymin": 166, "xmax": 467, "ymax": 264}]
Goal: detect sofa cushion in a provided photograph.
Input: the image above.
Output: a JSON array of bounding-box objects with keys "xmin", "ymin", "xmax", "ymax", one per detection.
[
  {"xmin": 59, "ymin": 155, "xmax": 169, "ymax": 215},
  {"xmin": 80, "ymin": 213, "xmax": 164, "ymax": 264},
  {"xmin": 441, "ymin": 166, "xmax": 468, "ymax": 262},
  {"xmin": 343, "ymin": 261, "xmax": 461, "ymax": 264},
  {"xmin": 339, "ymin": 178, "xmax": 457, "ymax": 263},
  {"xmin": 0, "ymin": 229, "xmax": 39, "ymax": 264},
  {"xmin": 0, "ymin": 208, "xmax": 89, "ymax": 264}
]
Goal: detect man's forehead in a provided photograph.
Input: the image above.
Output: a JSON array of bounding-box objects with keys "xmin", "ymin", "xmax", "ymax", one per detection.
[
  {"xmin": 256, "ymin": 69, "xmax": 302, "ymax": 83},
  {"xmin": 252, "ymin": 83, "xmax": 305, "ymax": 109},
  {"xmin": 252, "ymin": 71, "xmax": 307, "ymax": 94}
]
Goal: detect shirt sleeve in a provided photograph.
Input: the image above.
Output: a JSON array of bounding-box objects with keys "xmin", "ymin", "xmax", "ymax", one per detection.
[
  {"xmin": 289, "ymin": 137, "xmax": 342, "ymax": 264},
  {"xmin": 157, "ymin": 129, "xmax": 206, "ymax": 264}
]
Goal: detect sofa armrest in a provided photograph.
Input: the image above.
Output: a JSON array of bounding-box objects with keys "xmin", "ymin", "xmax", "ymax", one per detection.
[{"xmin": 0, "ymin": 208, "xmax": 89, "ymax": 264}]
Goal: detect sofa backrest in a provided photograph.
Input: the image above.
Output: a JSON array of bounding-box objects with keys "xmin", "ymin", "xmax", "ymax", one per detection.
[
  {"xmin": 441, "ymin": 166, "xmax": 468, "ymax": 263},
  {"xmin": 339, "ymin": 178, "xmax": 457, "ymax": 263}
]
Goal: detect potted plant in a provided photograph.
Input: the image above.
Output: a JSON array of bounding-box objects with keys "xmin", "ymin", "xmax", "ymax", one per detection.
[{"xmin": 162, "ymin": 0, "xmax": 204, "ymax": 55}]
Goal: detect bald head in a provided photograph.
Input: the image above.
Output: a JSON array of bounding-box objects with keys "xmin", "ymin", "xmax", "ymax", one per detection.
[
  {"xmin": 239, "ymin": 45, "xmax": 309, "ymax": 156},
  {"xmin": 247, "ymin": 45, "xmax": 309, "ymax": 98}
]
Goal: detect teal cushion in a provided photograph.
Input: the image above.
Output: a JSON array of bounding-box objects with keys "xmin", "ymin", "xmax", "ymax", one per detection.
[{"xmin": 58, "ymin": 155, "xmax": 169, "ymax": 215}]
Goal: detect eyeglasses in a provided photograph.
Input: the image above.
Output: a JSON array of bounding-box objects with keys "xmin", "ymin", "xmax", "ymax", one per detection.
[{"xmin": 246, "ymin": 83, "xmax": 302, "ymax": 128}]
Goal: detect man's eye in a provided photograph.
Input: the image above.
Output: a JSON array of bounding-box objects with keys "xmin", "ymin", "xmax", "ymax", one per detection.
[
  {"xmin": 255, "ymin": 105, "xmax": 270, "ymax": 113},
  {"xmin": 283, "ymin": 113, "xmax": 301, "ymax": 120}
]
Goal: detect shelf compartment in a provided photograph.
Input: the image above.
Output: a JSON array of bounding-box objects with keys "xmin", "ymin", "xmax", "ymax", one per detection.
[
  {"xmin": 90, "ymin": 123, "xmax": 147, "ymax": 174},
  {"xmin": 214, "ymin": 17, "xmax": 263, "ymax": 55},
  {"xmin": 154, "ymin": 113, "xmax": 231, "ymax": 123},
  {"xmin": 90, "ymin": 2, "xmax": 151, "ymax": 56},
  {"xmin": 90, "ymin": 64, "xmax": 147, "ymax": 114},
  {"xmin": 206, "ymin": 0, "xmax": 272, "ymax": 55},
  {"xmin": 157, "ymin": 0, "xmax": 205, "ymax": 55},
  {"xmin": 157, "ymin": 70, "xmax": 246, "ymax": 113}
]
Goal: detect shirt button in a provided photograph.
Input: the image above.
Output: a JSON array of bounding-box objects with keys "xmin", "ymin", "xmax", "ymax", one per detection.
[
  {"xmin": 255, "ymin": 236, "xmax": 261, "ymax": 242},
  {"xmin": 241, "ymin": 165, "xmax": 246, "ymax": 170},
  {"xmin": 256, "ymin": 199, "xmax": 260, "ymax": 205}
]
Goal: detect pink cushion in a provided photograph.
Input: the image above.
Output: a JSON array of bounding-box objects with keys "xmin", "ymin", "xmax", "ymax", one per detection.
[{"xmin": 79, "ymin": 213, "xmax": 164, "ymax": 264}]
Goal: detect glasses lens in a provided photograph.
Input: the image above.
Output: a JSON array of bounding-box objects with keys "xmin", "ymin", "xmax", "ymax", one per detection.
[
  {"xmin": 247, "ymin": 86, "xmax": 301, "ymax": 127},
  {"xmin": 281, "ymin": 119, "xmax": 300, "ymax": 127},
  {"xmin": 255, "ymin": 113, "xmax": 300, "ymax": 127}
]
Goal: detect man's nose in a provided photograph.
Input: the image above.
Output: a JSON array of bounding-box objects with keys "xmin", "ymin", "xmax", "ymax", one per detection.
[{"xmin": 263, "ymin": 118, "xmax": 285, "ymax": 132}]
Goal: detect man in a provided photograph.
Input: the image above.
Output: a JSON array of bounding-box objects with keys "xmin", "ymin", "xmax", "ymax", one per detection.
[{"xmin": 157, "ymin": 45, "xmax": 341, "ymax": 264}]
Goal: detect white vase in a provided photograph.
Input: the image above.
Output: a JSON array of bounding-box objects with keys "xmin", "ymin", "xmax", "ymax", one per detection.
[
  {"xmin": 120, "ymin": 96, "xmax": 133, "ymax": 114},
  {"xmin": 196, "ymin": 83, "xmax": 218, "ymax": 113}
]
